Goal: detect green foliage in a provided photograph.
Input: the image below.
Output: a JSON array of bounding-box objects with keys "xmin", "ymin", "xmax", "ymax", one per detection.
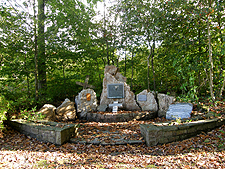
[
  {"xmin": 0, "ymin": 96, "xmax": 9, "ymax": 128},
  {"xmin": 217, "ymin": 130, "xmax": 225, "ymax": 149},
  {"xmin": 0, "ymin": 0, "xmax": 224, "ymax": 113},
  {"xmin": 18, "ymin": 106, "xmax": 46, "ymax": 122}
]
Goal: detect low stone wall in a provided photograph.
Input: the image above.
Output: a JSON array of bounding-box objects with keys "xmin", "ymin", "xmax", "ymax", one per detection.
[
  {"xmin": 140, "ymin": 117, "xmax": 225, "ymax": 146},
  {"xmin": 86, "ymin": 111, "xmax": 157, "ymax": 122},
  {"xmin": 9, "ymin": 119, "xmax": 76, "ymax": 145}
]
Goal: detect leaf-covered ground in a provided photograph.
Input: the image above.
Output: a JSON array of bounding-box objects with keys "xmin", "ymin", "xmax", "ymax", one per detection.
[
  {"xmin": 1, "ymin": 101, "xmax": 225, "ymax": 168},
  {"xmin": 1, "ymin": 121, "xmax": 225, "ymax": 168}
]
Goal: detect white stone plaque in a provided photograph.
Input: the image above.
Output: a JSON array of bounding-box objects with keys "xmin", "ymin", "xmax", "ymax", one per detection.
[
  {"xmin": 138, "ymin": 95, "xmax": 147, "ymax": 101},
  {"xmin": 112, "ymin": 106, "xmax": 118, "ymax": 113},
  {"xmin": 109, "ymin": 101, "xmax": 123, "ymax": 113}
]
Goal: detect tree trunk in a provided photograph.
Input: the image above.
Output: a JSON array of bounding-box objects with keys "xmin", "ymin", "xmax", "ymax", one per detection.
[
  {"xmin": 34, "ymin": 34, "xmax": 38, "ymax": 100},
  {"xmin": 33, "ymin": 0, "xmax": 38, "ymax": 101},
  {"xmin": 103, "ymin": 0, "xmax": 109, "ymax": 65},
  {"xmin": 147, "ymin": 49, "xmax": 151, "ymax": 92},
  {"xmin": 63, "ymin": 60, "xmax": 66, "ymax": 97},
  {"xmin": 117, "ymin": 51, "xmax": 120, "ymax": 67},
  {"xmin": 198, "ymin": 27, "xmax": 202, "ymax": 94},
  {"xmin": 131, "ymin": 51, "xmax": 134, "ymax": 91},
  {"xmin": 151, "ymin": 38, "xmax": 156, "ymax": 92},
  {"xmin": 217, "ymin": 9, "xmax": 224, "ymax": 99},
  {"xmin": 24, "ymin": 54, "xmax": 30, "ymax": 98},
  {"xmin": 219, "ymin": 76, "xmax": 225, "ymax": 99},
  {"xmin": 95, "ymin": 58, "xmax": 101, "ymax": 82},
  {"xmin": 124, "ymin": 47, "xmax": 127, "ymax": 77},
  {"xmin": 207, "ymin": 13, "xmax": 215, "ymax": 102},
  {"xmin": 37, "ymin": 0, "xmax": 46, "ymax": 97}
]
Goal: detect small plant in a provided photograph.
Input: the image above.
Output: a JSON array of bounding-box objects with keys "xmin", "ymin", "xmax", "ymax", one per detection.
[
  {"xmin": 36, "ymin": 160, "xmax": 49, "ymax": 168},
  {"xmin": 176, "ymin": 117, "xmax": 181, "ymax": 124},
  {"xmin": 0, "ymin": 96, "xmax": 10, "ymax": 129},
  {"xmin": 172, "ymin": 115, "xmax": 181, "ymax": 124},
  {"xmin": 186, "ymin": 119, "xmax": 192, "ymax": 123},
  {"xmin": 19, "ymin": 106, "xmax": 46, "ymax": 122},
  {"xmin": 217, "ymin": 130, "xmax": 225, "ymax": 149}
]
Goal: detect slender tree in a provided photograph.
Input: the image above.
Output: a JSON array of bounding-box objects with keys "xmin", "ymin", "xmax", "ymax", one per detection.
[{"xmin": 37, "ymin": 0, "xmax": 46, "ymax": 97}]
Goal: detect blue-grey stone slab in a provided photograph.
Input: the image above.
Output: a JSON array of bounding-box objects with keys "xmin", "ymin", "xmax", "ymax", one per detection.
[{"xmin": 166, "ymin": 103, "xmax": 193, "ymax": 120}]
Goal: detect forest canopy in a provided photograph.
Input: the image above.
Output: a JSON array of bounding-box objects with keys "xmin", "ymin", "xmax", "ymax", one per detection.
[{"xmin": 0, "ymin": 0, "xmax": 224, "ymax": 119}]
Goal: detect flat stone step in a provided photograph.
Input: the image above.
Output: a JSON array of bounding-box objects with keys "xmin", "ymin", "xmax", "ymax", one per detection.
[
  {"xmin": 70, "ymin": 135, "xmax": 145, "ymax": 145},
  {"xmin": 86, "ymin": 111, "xmax": 157, "ymax": 123},
  {"xmin": 70, "ymin": 131, "xmax": 145, "ymax": 145}
]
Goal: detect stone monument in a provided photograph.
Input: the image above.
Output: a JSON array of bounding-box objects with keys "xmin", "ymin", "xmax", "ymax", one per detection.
[
  {"xmin": 157, "ymin": 93, "xmax": 175, "ymax": 118},
  {"xmin": 56, "ymin": 98, "xmax": 76, "ymax": 121},
  {"xmin": 136, "ymin": 90, "xmax": 158, "ymax": 112},
  {"xmin": 38, "ymin": 104, "xmax": 56, "ymax": 121},
  {"xmin": 99, "ymin": 65, "xmax": 140, "ymax": 111},
  {"xmin": 75, "ymin": 75, "xmax": 97, "ymax": 118},
  {"xmin": 75, "ymin": 88, "xmax": 97, "ymax": 118}
]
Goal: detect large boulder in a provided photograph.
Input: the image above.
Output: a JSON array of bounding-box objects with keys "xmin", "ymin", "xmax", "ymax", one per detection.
[
  {"xmin": 136, "ymin": 90, "xmax": 158, "ymax": 112},
  {"xmin": 99, "ymin": 65, "xmax": 140, "ymax": 111},
  {"xmin": 56, "ymin": 98, "xmax": 76, "ymax": 121},
  {"xmin": 158, "ymin": 93, "xmax": 175, "ymax": 118},
  {"xmin": 75, "ymin": 88, "xmax": 98, "ymax": 118},
  {"xmin": 38, "ymin": 104, "xmax": 56, "ymax": 121}
]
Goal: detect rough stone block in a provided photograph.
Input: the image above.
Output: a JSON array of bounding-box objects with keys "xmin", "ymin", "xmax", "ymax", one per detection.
[
  {"xmin": 176, "ymin": 129, "xmax": 187, "ymax": 135},
  {"xmin": 30, "ymin": 127, "xmax": 39, "ymax": 135},
  {"xmin": 140, "ymin": 117, "xmax": 225, "ymax": 146},
  {"xmin": 137, "ymin": 90, "xmax": 158, "ymax": 112},
  {"xmin": 38, "ymin": 104, "xmax": 56, "ymax": 121},
  {"xmin": 179, "ymin": 134, "xmax": 189, "ymax": 140},
  {"xmin": 158, "ymin": 93, "xmax": 175, "ymax": 118},
  {"xmin": 9, "ymin": 119, "xmax": 75, "ymax": 145},
  {"xmin": 167, "ymin": 136, "xmax": 179, "ymax": 143},
  {"xmin": 56, "ymin": 99, "xmax": 76, "ymax": 121}
]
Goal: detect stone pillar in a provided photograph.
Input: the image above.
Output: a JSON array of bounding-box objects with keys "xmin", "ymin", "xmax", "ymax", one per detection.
[{"xmin": 75, "ymin": 89, "xmax": 97, "ymax": 118}]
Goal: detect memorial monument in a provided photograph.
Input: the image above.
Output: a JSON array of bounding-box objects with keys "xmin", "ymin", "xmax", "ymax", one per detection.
[
  {"xmin": 75, "ymin": 76, "xmax": 97, "ymax": 118},
  {"xmin": 99, "ymin": 65, "xmax": 140, "ymax": 112},
  {"xmin": 136, "ymin": 90, "xmax": 158, "ymax": 112}
]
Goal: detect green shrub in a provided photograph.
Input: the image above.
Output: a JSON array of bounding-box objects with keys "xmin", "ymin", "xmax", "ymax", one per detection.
[
  {"xmin": 0, "ymin": 96, "xmax": 10, "ymax": 129},
  {"xmin": 18, "ymin": 106, "xmax": 46, "ymax": 122}
]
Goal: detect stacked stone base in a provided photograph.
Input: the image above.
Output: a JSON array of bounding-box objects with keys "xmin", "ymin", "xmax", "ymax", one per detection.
[
  {"xmin": 86, "ymin": 111, "xmax": 157, "ymax": 123},
  {"xmin": 140, "ymin": 117, "xmax": 225, "ymax": 146},
  {"xmin": 9, "ymin": 119, "xmax": 76, "ymax": 145}
]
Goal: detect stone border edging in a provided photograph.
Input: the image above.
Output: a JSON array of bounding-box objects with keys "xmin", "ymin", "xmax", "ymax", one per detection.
[
  {"xmin": 9, "ymin": 119, "xmax": 76, "ymax": 145},
  {"xmin": 86, "ymin": 111, "xmax": 157, "ymax": 122},
  {"xmin": 140, "ymin": 117, "xmax": 225, "ymax": 146}
]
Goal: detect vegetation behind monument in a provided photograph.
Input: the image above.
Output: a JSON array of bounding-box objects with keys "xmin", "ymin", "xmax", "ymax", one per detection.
[{"xmin": 0, "ymin": 0, "xmax": 224, "ymax": 123}]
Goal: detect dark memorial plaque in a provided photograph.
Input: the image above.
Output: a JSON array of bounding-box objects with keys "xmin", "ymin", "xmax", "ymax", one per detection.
[
  {"xmin": 107, "ymin": 83, "xmax": 124, "ymax": 98},
  {"xmin": 138, "ymin": 95, "xmax": 147, "ymax": 101}
]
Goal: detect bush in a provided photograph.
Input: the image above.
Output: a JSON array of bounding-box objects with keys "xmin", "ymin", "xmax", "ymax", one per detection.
[{"xmin": 0, "ymin": 96, "xmax": 10, "ymax": 129}]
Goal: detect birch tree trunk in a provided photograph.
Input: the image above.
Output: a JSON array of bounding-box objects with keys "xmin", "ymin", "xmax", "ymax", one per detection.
[{"xmin": 207, "ymin": 11, "xmax": 215, "ymax": 102}]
